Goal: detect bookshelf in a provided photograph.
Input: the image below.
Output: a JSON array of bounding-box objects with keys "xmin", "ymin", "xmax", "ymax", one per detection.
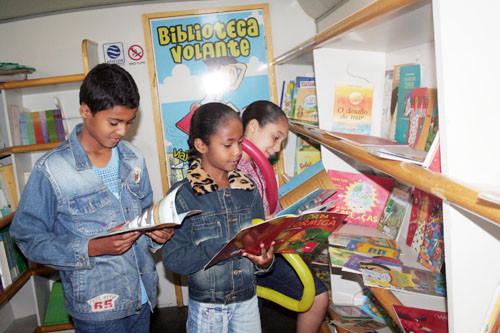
[
  {"xmin": 0, "ymin": 39, "xmax": 97, "ymax": 333},
  {"xmin": 272, "ymin": 0, "xmax": 500, "ymax": 331}
]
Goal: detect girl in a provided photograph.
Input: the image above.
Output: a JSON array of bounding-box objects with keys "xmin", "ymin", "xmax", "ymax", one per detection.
[
  {"xmin": 238, "ymin": 100, "xmax": 330, "ymax": 333},
  {"xmin": 161, "ymin": 102, "xmax": 274, "ymax": 333}
]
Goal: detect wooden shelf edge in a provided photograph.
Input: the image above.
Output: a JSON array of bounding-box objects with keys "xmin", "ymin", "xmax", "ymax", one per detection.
[
  {"xmin": 0, "ymin": 211, "xmax": 15, "ymax": 229},
  {"xmin": 0, "ymin": 269, "xmax": 31, "ymax": 305},
  {"xmin": 0, "ymin": 141, "xmax": 63, "ymax": 157},
  {"xmin": 35, "ymin": 323, "xmax": 74, "ymax": 333},
  {"xmin": 290, "ymin": 123, "xmax": 500, "ymax": 225},
  {"xmin": 271, "ymin": 0, "xmax": 421, "ymax": 65},
  {"xmin": 1, "ymin": 74, "xmax": 85, "ymax": 90}
]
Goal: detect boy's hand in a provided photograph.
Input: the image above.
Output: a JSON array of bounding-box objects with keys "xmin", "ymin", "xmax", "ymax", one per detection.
[
  {"xmin": 146, "ymin": 227, "xmax": 175, "ymax": 244},
  {"xmin": 88, "ymin": 231, "xmax": 140, "ymax": 257},
  {"xmin": 242, "ymin": 241, "xmax": 275, "ymax": 269}
]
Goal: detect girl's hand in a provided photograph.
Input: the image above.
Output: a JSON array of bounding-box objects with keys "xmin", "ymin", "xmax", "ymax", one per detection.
[
  {"xmin": 242, "ymin": 241, "xmax": 275, "ymax": 269},
  {"xmin": 88, "ymin": 231, "xmax": 140, "ymax": 257},
  {"xmin": 146, "ymin": 227, "xmax": 175, "ymax": 244}
]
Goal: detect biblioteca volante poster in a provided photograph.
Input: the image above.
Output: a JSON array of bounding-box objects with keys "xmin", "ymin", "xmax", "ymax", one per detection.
[{"xmin": 144, "ymin": 5, "xmax": 275, "ymax": 188}]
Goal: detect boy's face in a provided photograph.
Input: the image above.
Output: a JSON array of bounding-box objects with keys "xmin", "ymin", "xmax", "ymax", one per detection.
[{"xmin": 80, "ymin": 103, "xmax": 137, "ymax": 149}]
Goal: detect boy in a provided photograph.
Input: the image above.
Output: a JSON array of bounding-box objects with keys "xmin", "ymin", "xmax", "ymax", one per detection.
[{"xmin": 10, "ymin": 63, "xmax": 173, "ymax": 332}]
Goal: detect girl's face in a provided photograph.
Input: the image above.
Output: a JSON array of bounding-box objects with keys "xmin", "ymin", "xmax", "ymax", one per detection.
[
  {"xmin": 245, "ymin": 117, "xmax": 289, "ymax": 159},
  {"xmin": 197, "ymin": 117, "xmax": 243, "ymax": 174}
]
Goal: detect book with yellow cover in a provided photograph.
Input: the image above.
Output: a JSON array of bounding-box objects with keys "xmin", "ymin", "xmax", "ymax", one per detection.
[{"xmin": 332, "ymin": 82, "xmax": 373, "ymax": 135}]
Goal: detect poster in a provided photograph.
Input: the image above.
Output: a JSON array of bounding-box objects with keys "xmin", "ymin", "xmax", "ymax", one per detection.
[{"xmin": 143, "ymin": 5, "xmax": 276, "ymax": 190}]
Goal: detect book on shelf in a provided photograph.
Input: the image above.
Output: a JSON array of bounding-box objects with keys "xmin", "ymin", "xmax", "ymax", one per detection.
[
  {"xmin": 25, "ymin": 111, "xmax": 36, "ymax": 144},
  {"xmin": 278, "ymin": 160, "xmax": 337, "ymax": 210},
  {"xmin": 417, "ymin": 200, "xmax": 444, "ymax": 272},
  {"xmin": 31, "ymin": 111, "xmax": 44, "ymax": 144},
  {"xmin": 422, "ymin": 130, "xmax": 441, "ymax": 172},
  {"xmin": 0, "ymin": 164, "xmax": 19, "ymax": 211},
  {"xmin": 277, "ymin": 188, "xmax": 337, "ymax": 217},
  {"xmin": 330, "ymin": 304, "xmax": 387, "ymax": 333},
  {"xmin": 326, "ymin": 131, "xmax": 405, "ymax": 147},
  {"xmin": 19, "ymin": 112, "xmax": 29, "ymax": 145},
  {"xmin": 388, "ymin": 64, "xmax": 414, "ymax": 141},
  {"xmin": 377, "ymin": 182, "xmax": 412, "ymax": 240},
  {"xmin": 7, "ymin": 105, "xmax": 22, "ymax": 146},
  {"xmin": 359, "ymin": 261, "xmax": 446, "ymax": 297},
  {"xmin": 361, "ymin": 289, "xmax": 399, "ymax": 330},
  {"xmin": 329, "ymin": 246, "xmax": 355, "ymax": 269},
  {"xmin": 332, "ymin": 82, "xmax": 373, "ymax": 135},
  {"xmin": 481, "ymin": 281, "xmax": 500, "ymax": 333},
  {"xmin": 45, "ymin": 110, "xmax": 59, "ymax": 142},
  {"xmin": 329, "ymin": 233, "xmax": 399, "ymax": 249},
  {"xmin": 52, "ymin": 109, "xmax": 66, "ymax": 141},
  {"xmin": 342, "ymin": 253, "xmax": 403, "ymax": 274},
  {"xmin": 0, "ymin": 237, "xmax": 12, "ymax": 288},
  {"xmin": 326, "ymin": 169, "xmax": 395, "ymax": 228},
  {"xmin": 93, "ymin": 185, "xmax": 200, "ymax": 239},
  {"xmin": 380, "ymin": 69, "xmax": 394, "ymax": 139},
  {"xmin": 293, "ymin": 83, "xmax": 318, "ymax": 125},
  {"xmin": 409, "ymin": 88, "xmax": 437, "ymax": 150},
  {"xmin": 0, "ymin": 226, "xmax": 27, "ymax": 289},
  {"xmin": 204, "ymin": 211, "xmax": 348, "ymax": 269},
  {"xmin": 395, "ymin": 64, "xmax": 421, "ymax": 144},
  {"xmin": 406, "ymin": 188, "xmax": 441, "ymax": 253},
  {"xmin": 393, "ymin": 304, "xmax": 448, "ymax": 333},
  {"xmin": 345, "ymin": 239, "xmax": 401, "ymax": 259},
  {"xmin": 294, "ymin": 136, "xmax": 321, "ymax": 176},
  {"xmin": 281, "ymin": 80, "xmax": 295, "ymax": 118},
  {"xmin": 291, "ymin": 76, "xmax": 315, "ymax": 118},
  {"xmin": 367, "ymin": 145, "xmax": 427, "ymax": 165}
]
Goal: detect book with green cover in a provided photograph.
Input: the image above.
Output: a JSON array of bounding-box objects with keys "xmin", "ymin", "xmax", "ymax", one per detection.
[
  {"xmin": 44, "ymin": 281, "xmax": 71, "ymax": 325},
  {"xmin": 45, "ymin": 110, "xmax": 58, "ymax": 142},
  {"xmin": 24, "ymin": 112, "xmax": 36, "ymax": 144}
]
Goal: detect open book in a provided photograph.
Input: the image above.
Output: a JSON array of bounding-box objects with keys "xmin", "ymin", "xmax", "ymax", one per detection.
[
  {"xmin": 204, "ymin": 211, "xmax": 347, "ymax": 269},
  {"xmin": 93, "ymin": 186, "xmax": 200, "ymax": 239}
]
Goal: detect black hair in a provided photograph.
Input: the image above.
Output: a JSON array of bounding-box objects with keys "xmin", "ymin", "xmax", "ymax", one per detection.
[
  {"xmin": 188, "ymin": 102, "xmax": 240, "ymax": 160},
  {"xmin": 79, "ymin": 63, "xmax": 140, "ymax": 115},
  {"xmin": 241, "ymin": 100, "xmax": 287, "ymax": 131}
]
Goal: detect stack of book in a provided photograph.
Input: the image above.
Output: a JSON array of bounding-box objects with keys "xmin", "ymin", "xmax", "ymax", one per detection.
[
  {"xmin": 8, "ymin": 106, "xmax": 65, "ymax": 146},
  {"xmin": 0, "ymin": 225, "xmax": 28, "ymax": 292}
]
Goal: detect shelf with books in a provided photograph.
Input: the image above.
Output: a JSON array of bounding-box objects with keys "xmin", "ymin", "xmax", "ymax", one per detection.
[{"xmin": 290, "ymin": 122, "xmax": 500, "ymax": 226}]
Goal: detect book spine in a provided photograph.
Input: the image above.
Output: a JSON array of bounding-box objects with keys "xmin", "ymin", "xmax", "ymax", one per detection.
[
  {"xmin": 52, "ymin": 109, "xmax": 65, "ymax": 141},
  {"xmin": 45, "ymin": 110, "xmax": 58, "ymax": 142},
  {"xmin": 25, "ymin": 112, "xmax": 36, "ymax": 145},
  {"xmin": 31, "ymin": 111, "xmax": 44, "ymax": 144},
  {"xmin": 19, "ymin": 112, "xmax": 29, "ymax": 145},
  {"xmin": 39, "ymin": 111, "xmax": 50, "ymax": 143},
  {"xmin": 0, "ymin": 239, "xmax": 12, "ymax": 287}
]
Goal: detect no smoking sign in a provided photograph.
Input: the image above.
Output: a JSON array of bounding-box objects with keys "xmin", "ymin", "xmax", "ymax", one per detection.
[{"xmin": 128, "ymin": 45, "xmax": 144, "ymax": 61}]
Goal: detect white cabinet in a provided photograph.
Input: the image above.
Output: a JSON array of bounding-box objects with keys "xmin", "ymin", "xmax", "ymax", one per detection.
[{"xmin": 272, "ymin": 1, "xmax": 500, "ymax": 331}]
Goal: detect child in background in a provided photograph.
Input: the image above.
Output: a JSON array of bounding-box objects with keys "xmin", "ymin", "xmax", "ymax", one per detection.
[
  {"xmin": 238, "ymin": 100, "xmax": 330, "ymax": 333},
  {"xmin": 10, "ymin": 64, "xmax": 173, "ymax": 332},
  {"xmin": 161, "ymin": 102, "xmax": 275, "ymax": 333}
]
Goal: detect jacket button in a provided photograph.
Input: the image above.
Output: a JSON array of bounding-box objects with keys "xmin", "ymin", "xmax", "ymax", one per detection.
[{"xmin": 233, "ymin": 269, "xmax": 242, "ymax": 275}]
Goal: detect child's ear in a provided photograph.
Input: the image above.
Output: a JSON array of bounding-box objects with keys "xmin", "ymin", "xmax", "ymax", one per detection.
[
  {"xmin": 247, "ymin": 119, "xmax": 260, "ymax": 135},
  {"xmin": 194, "ymin": 138, "xmax": 208, "ymax": 154},
  {"xmin": 80, "ymin": 103, "xmax": 92, "ymax": 119}
]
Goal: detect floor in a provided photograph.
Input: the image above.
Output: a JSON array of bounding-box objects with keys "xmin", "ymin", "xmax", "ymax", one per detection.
[{"xmin": 150, "ymin": 300, "xmax": 298, "ymax": 332}]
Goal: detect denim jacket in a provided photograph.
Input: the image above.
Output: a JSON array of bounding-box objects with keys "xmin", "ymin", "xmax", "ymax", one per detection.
[
  {"xmin": 10, "ymin": 124, "xmax": 159, "ymax": 321},
  {"xmin": 162, "ymin": 158, "xmax": 268, "ymax": 304}
]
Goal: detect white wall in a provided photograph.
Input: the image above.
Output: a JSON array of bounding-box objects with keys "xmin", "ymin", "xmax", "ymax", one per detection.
[{"xmin": 0, "ymin": 0, "xmax": 316, "ymax": 307}]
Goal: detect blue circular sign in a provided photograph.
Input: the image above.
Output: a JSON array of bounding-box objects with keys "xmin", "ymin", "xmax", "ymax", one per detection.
[{"xmin": 106, "ymin": 45, "xmax": 121, "ymax": 59}]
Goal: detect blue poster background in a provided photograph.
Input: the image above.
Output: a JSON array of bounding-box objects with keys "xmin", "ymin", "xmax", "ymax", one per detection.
[{"xmin": 149, "ymin": 9, "xmax": 271, "ymax": 185}]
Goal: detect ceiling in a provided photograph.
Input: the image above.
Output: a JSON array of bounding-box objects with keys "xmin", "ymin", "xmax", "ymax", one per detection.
[{"xmin": 0, "ymin": 0, "xmax": 206, "ymax": 23}]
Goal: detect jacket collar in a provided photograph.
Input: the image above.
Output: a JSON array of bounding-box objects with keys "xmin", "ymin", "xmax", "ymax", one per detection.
[
  {"xmin": 69, "ymin": 123, "xmax": 137, "ymax": 171},
  {"xmin": 187, "ymin": 158, "xmax": 255, "ymax": 195}
]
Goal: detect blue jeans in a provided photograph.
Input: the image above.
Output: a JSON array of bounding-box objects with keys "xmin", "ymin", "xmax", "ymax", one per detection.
[
  {"xmin": 72, "ymin": 304, "xmax": 150, "ymax": 333},
  {"xmin": 187, "ymin": 295, "xmax": 261, "ymax": 333}
]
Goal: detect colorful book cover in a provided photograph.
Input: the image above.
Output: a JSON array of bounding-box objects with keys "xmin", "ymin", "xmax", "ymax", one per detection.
[
  {"xmin": 332, "ymin": 82, "xmax": 373, "ymax": 135},
  {"xmin": 0, "ymin": 180, "xmax": 11, "ymax": 217},
  {"xmin": 406, "ymin": 188, "xmax": 437, "ymax": 247},
  {"xmin": 411, "ymin": 88, "xmax": 437, "ymax": 150},
  {"xmin": 425, "ymin": 97, "xmax": 439, "ymax": 152},
  {"xmin": 52, "ymin": 109, "xmax": 65, "ymax": 141},
  {"xmin": 0, "ymin": 239, "xmax": 12, "ymax": 287},
  {"xmin": 360, "ymin": 289, "xmax": 399, "ymax": 330},
  {"xmin": 393, "ymin": 305, "xmax": 448, "ymax": 333},
  {"xmin": 331, "ymin": 316, "xmax": 387, "ymax": 333},
  {"xmin": 293, "ymin": 86, "xmax": 318, "ymax": 125},
  {"xmin": 39, "ymin": 110, "xmax": 50, "ymax": 143},
  {"xmin": 45, "ymin": 110, "xmax": 58, "ymax": 142},
  {"xmin": 31, "ymin": 111, "xmax": 44, "ymax": 144},
  {"xmin": 294, "ymin": 136, "xmax": 321, "ymax": 176},
  {"xmin": 418, "ymin": 201, "xmax": 444, "ymax": 272},
  {"xmin": 377, "ymin": 183, "xmax": 412, "ymax": 239},
  {"xmin": 24, "ymin": 112, "xmax": 36, "ymax": 144},
  {"xmin": 0, "ymin": 164, "xmax": 18, "ymax": 210},
  {"xmin": 205, "ymin": 211, "xmax": 348, "ymax": 269},
  {"xmin": 342, "ymin": 253, "xmax": 403, "ymax": 274},
  {"xmin": 329, "ymin": 234, "xmax": 399, "ymax": 249},
  {"xmin": 410, "ymin": 192, "xmax": 441, "ymax": 254},
  {"xmin": 395, "ymin": 64, "xmax": 421, "ymax": 143},
  {"xmin": 326, "ymin": 170, "xmax": 395, "ymax": 228},
  {"xmin": 282, "ymin": 80, "xmax": 295, "ymax": 118},
  {"xmin": 423, "ymin": 131, "xmax": 441, "ymax": 173},
  {"xmin": 346, "ymin": 240, "xmax": 401, "ymax": 259},
  {"xmin": 359, "ymin": 262, "xmax": 446, "ymax": 297},
  {"xmin": 278, "ymin": 188, "xmax": 337, "ymax": 217},
  {"xmin": 329, "ymin": 246, "xmax": 355, "ymax": 268},
  {"xmin": 292, "ymin": 76, "xmax": 315, "ymax": 118}
]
